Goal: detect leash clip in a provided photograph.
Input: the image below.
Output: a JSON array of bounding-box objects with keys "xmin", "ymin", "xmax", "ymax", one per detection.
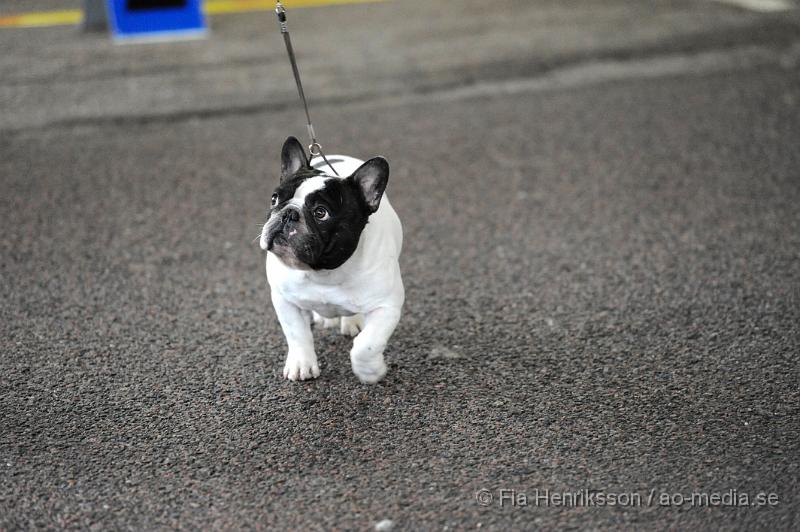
[{"xmin": 275, "ymin": 2, "xmax": 288, "ymax": 33}]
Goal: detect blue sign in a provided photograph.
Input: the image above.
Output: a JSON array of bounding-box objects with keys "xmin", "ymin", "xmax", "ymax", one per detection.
[{"xmin": 108, "ymin": 0, "xmax": 207, "ymax": 41}]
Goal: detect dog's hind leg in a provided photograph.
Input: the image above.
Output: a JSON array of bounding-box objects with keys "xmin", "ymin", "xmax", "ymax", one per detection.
[
  {"xmin": 313, "ymin": 312, "xmax": 340, "ymax": 329},
  {"xmin": 340, "ymin": 314, "xmax": 364, "ymax": 337}
]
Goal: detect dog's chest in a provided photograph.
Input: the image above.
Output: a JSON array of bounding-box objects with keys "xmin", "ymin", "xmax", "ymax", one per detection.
[
  {"xmin": 281, "ymin": 280, "xmax": 357, "ymax": 318},
  {"xmin": 268, "ymin": 259, "xmax": 360, "ymax": 317}
]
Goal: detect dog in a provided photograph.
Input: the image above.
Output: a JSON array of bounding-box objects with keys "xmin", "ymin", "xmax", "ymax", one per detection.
[{"xmin": 260, "ymin": 137, "xmax": 404, "ymax": 383}]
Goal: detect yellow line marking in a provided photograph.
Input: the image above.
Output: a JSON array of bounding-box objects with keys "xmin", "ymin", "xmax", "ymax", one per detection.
[
  {"xmin": 0, "ymin": 0, "xmax": 384, "ymax": 29},
  {"xmin": 205, "ymin": 0, "xmax": 383, "ymax": 15},
  {"xmin": 0, "ymin": 10, "xmax": 81, "ymax": 28}
]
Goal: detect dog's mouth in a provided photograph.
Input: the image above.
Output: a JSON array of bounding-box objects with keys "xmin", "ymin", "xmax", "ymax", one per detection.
[
  {"xmin": 261, "ymin": 218, "xmax": 320, "ymax": 271},
  {"xmin": 264, "ymin": 229, "xmax": 315, "ymax": 271},
  {"xmin": 266, "ymin": 230, "xmax": 286, "ymax": 251},
  {"xmin": 265, "ymin": 215, "xmax": 307, "ymax": 252}
]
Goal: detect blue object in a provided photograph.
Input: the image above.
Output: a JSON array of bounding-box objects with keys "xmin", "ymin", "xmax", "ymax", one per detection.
[{"xmin": 108, "ymin": 0, "xmax": 207, "ymax": 41}]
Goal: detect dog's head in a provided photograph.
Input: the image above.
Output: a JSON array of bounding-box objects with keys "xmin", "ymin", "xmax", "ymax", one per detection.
[{"xmin": 260, "ymin": 137, "xmax": 389, "ymax": 270}]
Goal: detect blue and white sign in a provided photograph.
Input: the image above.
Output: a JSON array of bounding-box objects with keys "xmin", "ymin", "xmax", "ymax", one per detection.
[{"xmin": 108, "ymin": 0, "xmax": 207, "ymax": 42}]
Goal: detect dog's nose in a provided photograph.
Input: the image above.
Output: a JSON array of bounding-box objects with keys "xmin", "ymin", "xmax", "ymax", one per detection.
[{"xmin": 281, "ymin": 208, "xmax": 300, "ymax": 224}]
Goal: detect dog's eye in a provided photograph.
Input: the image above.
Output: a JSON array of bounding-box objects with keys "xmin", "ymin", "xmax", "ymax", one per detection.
[
  {"xmin": 270, "ymin": 194, "xmax": 278, "ymax": 207},
  {"xmin": 313, "ymin": 206, "xmax": 330, "ymax": 221}
]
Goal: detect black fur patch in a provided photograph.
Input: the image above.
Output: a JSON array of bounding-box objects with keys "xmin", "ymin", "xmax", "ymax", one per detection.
[{"xmin": 300, "ymin": 178, "xmax": 373, "ymax": 269}]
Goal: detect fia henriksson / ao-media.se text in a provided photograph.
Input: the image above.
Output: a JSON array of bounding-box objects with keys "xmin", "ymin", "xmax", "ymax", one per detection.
[{"xmin": 475, "ymin": 488, "xmax": 780, "ymax": 508}]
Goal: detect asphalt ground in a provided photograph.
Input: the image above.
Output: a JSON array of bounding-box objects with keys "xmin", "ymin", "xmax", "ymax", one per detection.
[{"xmin": 2, "ymin": 1, "xmax": 800, "ymax": 530}]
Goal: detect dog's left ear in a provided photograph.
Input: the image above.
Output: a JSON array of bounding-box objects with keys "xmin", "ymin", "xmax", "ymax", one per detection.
[
  {"xmin": 350, "ymin": 157, "xmax": 389, "ymax": 214},
  {"xmin": 281, "ymin": 136, "xmax": 310, "ymax": 181}
]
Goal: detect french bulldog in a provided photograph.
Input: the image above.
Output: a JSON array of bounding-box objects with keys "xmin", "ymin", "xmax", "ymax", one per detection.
[{"xmin": 259, "ymin": 137, "xmax": 404, "ymax": 383}]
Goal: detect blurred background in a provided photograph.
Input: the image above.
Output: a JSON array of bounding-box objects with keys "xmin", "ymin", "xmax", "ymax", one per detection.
[
  {"xmin": 2, "ymin": 1, "xmax": 799, "ymax": 530},
  {"xmin": 2, "ymin": 0, "xmax": 799, "ymax": 129}
]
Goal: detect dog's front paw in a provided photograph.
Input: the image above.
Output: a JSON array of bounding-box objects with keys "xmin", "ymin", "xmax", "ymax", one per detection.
[
  {"xmin": 340, "ymin": 314, "xmax": 365, "ymax": 337},
  {"xmin": 350, "ymin": 344, "xmax": 387, "ymax": 384},
  {"xmin": 351, "ymin": 357, "xmax": 387, "ymax": 384},
  {"xmin": 283, "ymin": 352, "xmax": 320, "ymax": 381}
]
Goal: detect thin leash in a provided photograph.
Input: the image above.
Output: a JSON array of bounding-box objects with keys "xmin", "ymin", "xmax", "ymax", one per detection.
[{"xmin": 274, "ymin": 1, "xmax": 339, "ymax": 176}]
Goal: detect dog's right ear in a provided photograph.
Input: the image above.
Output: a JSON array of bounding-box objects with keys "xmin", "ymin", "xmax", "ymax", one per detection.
[
  {"xmin": 281, "ymin": 136, "xmax": 309, "ymax": 181},
  {"xmin": 350, "ymin": 157, "xmax": 389, "ymax": 214}
]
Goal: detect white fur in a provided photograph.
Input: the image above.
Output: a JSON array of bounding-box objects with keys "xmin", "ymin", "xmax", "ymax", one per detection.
[
  {"xmin": 292, "ymin": 176, "xmax": 329, "ymax": 204},
  {"xmin": 264, "ymin": 155, "xmax": 404, "ymax": 383}
]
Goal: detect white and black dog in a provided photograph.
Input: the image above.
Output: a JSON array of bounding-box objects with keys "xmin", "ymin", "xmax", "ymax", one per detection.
[{"xmin": 260, "ymin": 137, "xmax": 404, "ymax": 383}]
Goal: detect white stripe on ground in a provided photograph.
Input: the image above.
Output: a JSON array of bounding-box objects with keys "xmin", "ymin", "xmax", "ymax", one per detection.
[
  {"xmin": 712, "ymin": 0, "xmax": 795, "ymax": 12},
  {"xmin": 348, "ymin": 43, "xmax": 800, "ymax": 111}
]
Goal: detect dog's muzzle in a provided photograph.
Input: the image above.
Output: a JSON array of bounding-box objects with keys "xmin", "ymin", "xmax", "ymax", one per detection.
[{"xmin": 264, "ymin": 207, "xmax": 301, "ymax": 251}]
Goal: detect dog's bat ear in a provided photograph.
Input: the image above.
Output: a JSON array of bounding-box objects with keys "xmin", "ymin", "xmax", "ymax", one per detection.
[
  {"xmin": 281, "ymin": 136, "xmax": 309, "ymax": 181},
  {"xmin": 350, "ymin": 157, "xmax": 389, "ymax": 214}
]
